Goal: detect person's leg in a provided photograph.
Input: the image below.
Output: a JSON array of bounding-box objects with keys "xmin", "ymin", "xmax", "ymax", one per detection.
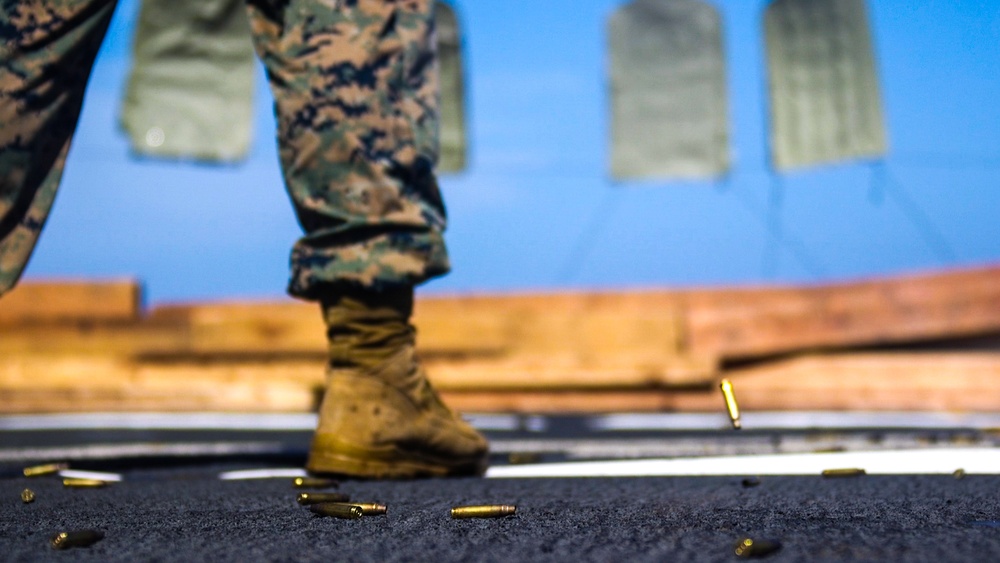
[
  {"xmin": 0, "ymin": 0, "xmax": 119, "ymax": 297},
  {"xmin": 245, "ymin": 0, "xmax": 487, "ymax": 478},
  {"xmin": 313, "ymin": 284, "xmax": 488, "ymax": 478},
  {"xmin": 245, "ymin": 0, "xmax": 450, "ymax": 297}
]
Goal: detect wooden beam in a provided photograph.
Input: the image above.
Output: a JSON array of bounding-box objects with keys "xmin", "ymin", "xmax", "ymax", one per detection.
[
  {"xmin": 147, "ymin": 301, "xmax": 325, "ymax": 354},
  {"xmin": 2, "ymin": 352, "xmax": 1000, "ymax": 414},
  {"xmin": 14, "ymin": 291, "xmax": 701, "ymax": 386},
  {"xmin": 440, "ymin": 352, "xmax": 1000, "ymax": 412},
  {"xmin": 0, "ymin": 356, "xmax": 321, "ymax": 413},
  {"xmin": 0, "ymin": 321, "xmax": 193, "ymax": 357},
  {"xmin": 720, "ymin": 352, "xmax": 1000, "ymax": 411},
  {"xmin": 2, "ymin": 265, "xmax": 1000, "ymax": 415},
  {"xmin": 679, "ymin": 265, "xmax": 1000, "ymax": 359},
  {"xmin": 426, "ymin": 354, "xmax": 716, "ymax": 389},
  {"xmin": 0, "ymin": 279, "xmax": 142, "ymax": 325},
  {"xmin": 150, "ymin": 291, "xmax": 689, "ymax": 368},
  {"xmin": 7, "ymin": 265, "xmax": 997, "ymax": 364},
  {"xmin": 0, "ymin": 352, "xmax": 714, "ymax": 411}
]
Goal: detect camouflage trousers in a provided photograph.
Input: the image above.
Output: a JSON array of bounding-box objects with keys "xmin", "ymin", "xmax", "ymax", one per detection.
[{"xmin": 0, "ymin": 0, "xmax": 450, "ymax": 300}]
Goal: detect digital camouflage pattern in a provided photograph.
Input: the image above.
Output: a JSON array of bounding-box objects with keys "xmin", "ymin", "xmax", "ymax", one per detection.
[
  {"xmin": 0, "ymin": 0, "xmax": 118, "ymax": 297},
  {"xmin": 248, "ymin": 0, "xmax": 449, "ymax": 297},
  {"xmin": 0, "ymin": 0, "xmax": 449, "ymax": 299}
]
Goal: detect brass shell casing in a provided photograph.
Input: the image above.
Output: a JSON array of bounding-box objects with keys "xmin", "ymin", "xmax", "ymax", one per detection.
[
  {"xmin": 23, "ymin": 463, "xmax": 69, "ymax": 478},
  {"xmin": 734, "ymin": 537, "xmax": 782, "ymax": 558},
  {"xmin": 21, "ymin": 489, "xmax": 35, "ymax": 503},
  {"xmin": 821, "ymin": 468, "xmax": 866, "ymax": 478},
  {"xmin": 315, "ymin": 502, "xmax": 387, "ymax": 516},
  {"xmin": 293, "ymin": 477, "xmax": 339, "ymax": 489},
  {"xmin": 719, "ymin": 379, "xmax": 741, "ymax": 430},
  {"xmin": 309, "ymin": 503, "xmax": 363, "ymax": 519},
  {"xmin": 450, "ymin": 505, "xmax": 517, "ymax": 519},
  {"xmin": 62, "ymin": 478, "xmax": 107, "ymax": 488},
  {"xmin": 51, "ymin": 530, "xmax": 104, "ymax": 550},
  {"xmin": 296, "ymin": 492, "xmax": 350, "ymax": 505},
  {"xmin": 507, "ymin": 452, "xmax": 543, "ymax": 465}
]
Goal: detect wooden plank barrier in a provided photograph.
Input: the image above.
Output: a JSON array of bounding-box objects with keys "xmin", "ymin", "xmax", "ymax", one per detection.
[
  {"xmin": 712, "ymin": 352, "xmax": 1000, "ymax": 412},
  {"xmin": 1, "ymin": 264, "xmax": 999, "ymax": 413},
  {"xmin": 679, "ymin": 265, "xmax": 1000, "ymax": 359},
  {"xmin": 2, "ymin": 352, "xmax": 1000, "ymax": 413},
  {"xmin": 0, "ymin": 279, "xmax": 142, "ymax": 325}
]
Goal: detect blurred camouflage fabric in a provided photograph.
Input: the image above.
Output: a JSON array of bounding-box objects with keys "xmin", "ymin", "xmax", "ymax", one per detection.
[
  {"xmin": 247, "ymin": 0, "xmax": 450, "ymax": 296},
  {"xmin": 121, "ymin": 0, "xmax": 255, "ymax": 161},
  {"xmin": 1, "ymin": 0, "xmax": 453, "ymax": 299},
  {"xmin": 0, "ymin": 0, "xmax": 117, "ymax": 296}
]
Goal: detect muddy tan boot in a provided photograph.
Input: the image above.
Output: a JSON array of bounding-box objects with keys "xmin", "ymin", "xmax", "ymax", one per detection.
[{"xmin": 306, "ymin": 286, "xmax": 489, "ymax": 479}]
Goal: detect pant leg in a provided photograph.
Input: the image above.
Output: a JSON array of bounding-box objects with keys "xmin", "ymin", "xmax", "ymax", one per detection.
[
  {"xmin": 0, "ymin": 0, "xmax": 118, "ymax": 297},
  {"xmin": 245, "ymin": 0, "xmax": 449, "ymax": 299}
]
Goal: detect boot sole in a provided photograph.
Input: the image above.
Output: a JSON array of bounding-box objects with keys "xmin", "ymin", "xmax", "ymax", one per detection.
[{"xmin": 306, "ymin": 433, "xmax": 488, "ymax": 479}]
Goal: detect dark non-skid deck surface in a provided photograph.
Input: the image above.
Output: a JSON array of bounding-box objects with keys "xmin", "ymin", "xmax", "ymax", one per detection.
[{"xmin": 3, "ymin": 470, "xmax": 1000, "ymax": 562}]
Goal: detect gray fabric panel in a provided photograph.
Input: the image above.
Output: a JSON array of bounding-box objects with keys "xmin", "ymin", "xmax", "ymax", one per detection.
[
  {"xmin": 765, "ymin": 0, "xmax": 887, "ymax": 170},
  {"xmin": 437, "ymin": 1, "xmax": 467, "ymax": 173},
  {"xmin": 609, "ymin": 0, "xmax": 729, "ymax": 181},
  {"xmin": 120, "ymin": 0, "xmax": 255, "ymax": 162}
]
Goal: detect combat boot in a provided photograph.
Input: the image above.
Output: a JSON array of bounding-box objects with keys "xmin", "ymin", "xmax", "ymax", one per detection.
[{"xmin": 306, "ymin": 286, "xmax": 489, "ymax": 479}]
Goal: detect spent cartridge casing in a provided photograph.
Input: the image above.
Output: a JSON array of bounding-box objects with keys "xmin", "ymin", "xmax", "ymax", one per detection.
[
  {"xmin": 821, "ymin": 468, "xmax": 866, "ymax": 478},
  {"xmin": 949, "ymin": 433, "xmax": 978, "ymax": 446},
  {"xmin": 315, "ymin": 502, "xmax": 387, "ymax": 516},
  {"xmin": 719, "ymin": 379, "xmax": 742, "ymax": 430},
  {"xmin": 21, "ymin": 489, "xmax": 36, "ymax": 503},
  {"xmin": 953, "ymin": 468, "xmax": 967, "ymax": 479},
  {"xmin": 309, "ymin": 503, "xmax": 363, "ymax": 519},
  {"xmin": 450, "ymin": 505, "xmax": 517, "ymax": 519},
  {"xmin": 507, "ymin": 452, "xmax": 543, "ymax": 465},
  {"xmin": 51, "ymin": 530, "xmax": 104, "ymax": 550},
  {"xmin": 23, "ymin": 463, "xmax": 69, "ymax": 478},
  {"xmin": 62, "ymin": 478, "xmax": 108, "ymax": 488},
  {"xmin": 296, "ymin": 492, "xmax": 350, "ymax": 505},
  {"xmin": 734, "ymin": 537, "xmax": 782, "ymax": 558},
  {"xmin": 293, "ymin": 477, "xmax": 339, "ymax": 489}
]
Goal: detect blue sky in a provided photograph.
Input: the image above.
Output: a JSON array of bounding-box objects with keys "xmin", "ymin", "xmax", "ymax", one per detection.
[{"xmin": 22, "ymin": 0, "xmax": 1000, "ymax": 304}]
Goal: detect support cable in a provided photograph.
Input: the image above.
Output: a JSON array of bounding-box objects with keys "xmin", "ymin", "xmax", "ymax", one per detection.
[
  {"xmin": 869, "ymin": 161, "xmax": 957, "ymax": 263},
  {"xmin": 716, "ymin": 173, "xmax": 827, "ymax": 279},
  {"xmin": 556, "ymin": 187, "xmax": 623, "ymax": 283}
]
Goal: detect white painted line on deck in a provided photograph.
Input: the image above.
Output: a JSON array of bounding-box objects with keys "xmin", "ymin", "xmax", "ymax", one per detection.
[
  {"xmin": 0, "ymin": 442, "xmax": 286, "ymax": 462},
  {"xmin": 462, "ymin": 414, "xmax": 523, "ymax": 431},
  {"xmin": 591, "ymin": 412, "xmax": 1000, "ymax": 432},
  {"xmin": 59, "ymin": 469, "xmax": 124, "ymax": 482},
  {"xmin": 0, "ymin": 413, "xmax": 319, "ymax": 431},
  {"xmin": 6, "ymin": 411, "xmax": 1000, "ymax": 433},
  {"xmin": 0, "ymin": 412, "xmax": 528, "ymax": 432},
  {"xmin": 486, "ymin": 447, "xmax": 1000, "ymax": 478},
  {"xmin": 218, "ymin": 468, "xmax": 308, "ymax": 480}
]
